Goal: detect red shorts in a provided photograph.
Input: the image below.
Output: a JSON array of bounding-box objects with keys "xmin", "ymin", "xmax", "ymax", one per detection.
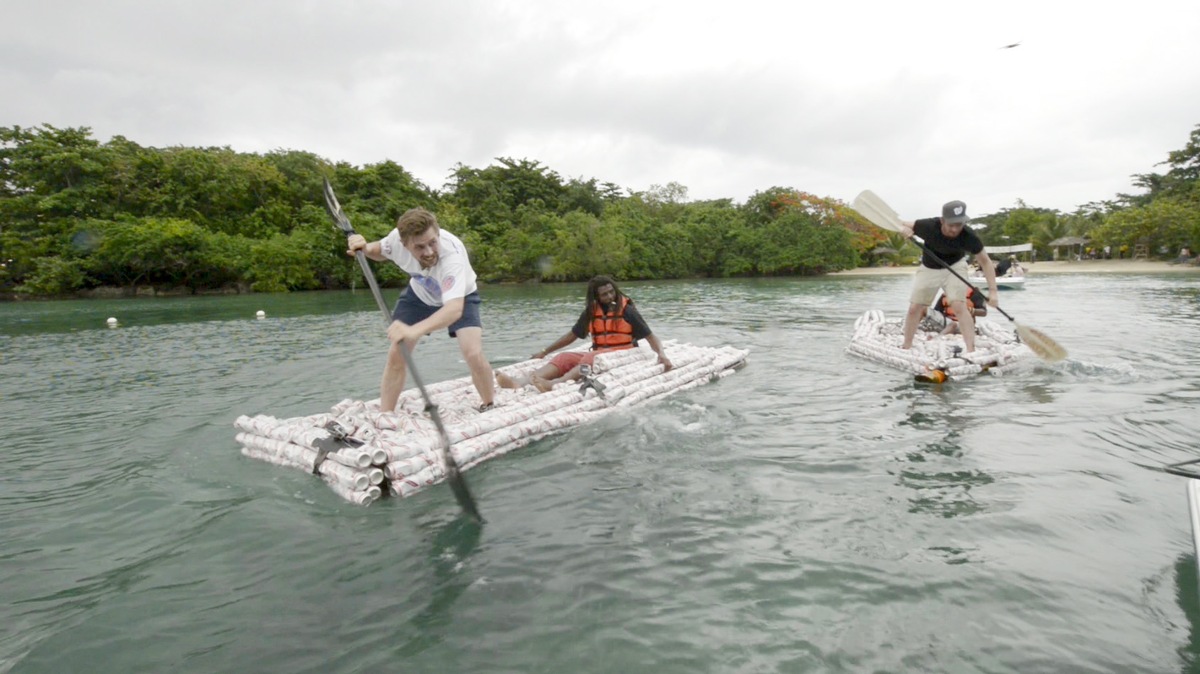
[
  {"xmin": 549, "ymin": 347, "xmax": 631, "ymax": 374},
  {"xmin": 549, "ymin": 351, "xmax": 594, "ymax": 373}
]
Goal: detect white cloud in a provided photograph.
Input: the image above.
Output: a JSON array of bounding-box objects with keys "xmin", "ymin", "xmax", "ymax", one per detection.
[{"xmin": 3, "ymin": 0, "xmax": 1198, "ymax": 218}]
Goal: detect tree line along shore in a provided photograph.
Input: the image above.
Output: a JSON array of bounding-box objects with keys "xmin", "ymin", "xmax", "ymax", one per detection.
[{"xmin": 2, "ymin": 123, "xmax": 1197, "ymax": 299}]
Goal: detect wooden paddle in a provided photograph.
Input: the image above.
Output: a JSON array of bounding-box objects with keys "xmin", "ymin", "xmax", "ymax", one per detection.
[
  {"xmin": 323, "ymin": 178, "xmax": 484, "ymax": 522},
  {"xmin": 851, "ymin": 190, "xmax": 1067, "ymax": 362}
]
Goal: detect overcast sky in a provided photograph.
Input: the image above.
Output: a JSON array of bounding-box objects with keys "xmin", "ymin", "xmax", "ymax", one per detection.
[{"xmin": 4, "ymin": 0, "xmax": 1199, "ymax": 218}]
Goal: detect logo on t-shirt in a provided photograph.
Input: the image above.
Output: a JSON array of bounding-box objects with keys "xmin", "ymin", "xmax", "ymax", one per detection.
[
  {"xmin": 414, "ymin": 275, "xmax": 441, "ymax": 300},
  {"xmin": 441, "ymin": 276, "xmax": 455, "ymax": 293}
]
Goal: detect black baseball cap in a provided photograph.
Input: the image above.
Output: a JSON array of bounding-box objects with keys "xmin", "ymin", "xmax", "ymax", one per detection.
[{"xmin": 942, "ymin": 200, "xmax": 969, "ymax": 225}]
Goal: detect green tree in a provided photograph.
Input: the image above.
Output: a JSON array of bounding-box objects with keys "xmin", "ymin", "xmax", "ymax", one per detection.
[
  {"xmin": 154, "ymin": 146, "xmax": 290, "ymax": 237},
  {"xmin": 332, "ymin": 159, "xmax": 438, "ymax": 224},
  {"xmin": 445, "ymin": 157, "xmax": 569, "ymax": 242},
  {"xmin": 1129, "ymin": 124, "xmax": 1200, "ymax": 205},
  {"xmin": 1089, "ymin": 199, "xmax": 1200, "ymax": 256},
  {"xmin": 677, "ymin": 199, "xmax": 743, "ymax": 277},
  {"xmin": 733, "ymin": 188, "xmax": 859, "ymax": 275},
  {"xmin": 0, "ymin": 125, "xmax": 118, "ymax": 287},
  {"xmin": 547, "ymin": 211, "xmax": 631, "ymax": 281},
  {"xmin": 244, "ymin": 233, "xmax": 322, "ymax": 292},
  {"xmin": 83, "ymin": 217, "xmax": 244, "ymax": 290},
  {"xmin": 1032, "ymin": 214, "xmax": 1070, "ymax": 256},
  {"xmin": 14, "ymin": 256, "xmax": 88, "ymax": 295}
]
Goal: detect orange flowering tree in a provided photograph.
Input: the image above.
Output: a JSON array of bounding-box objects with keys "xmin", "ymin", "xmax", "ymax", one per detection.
[{"xmin": 730, "ymin": 187, "xmax": 872, "ymax": 274}]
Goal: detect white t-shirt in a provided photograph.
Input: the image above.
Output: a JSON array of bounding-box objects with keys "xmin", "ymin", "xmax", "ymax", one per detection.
[{"xmin": 379, "ymin": 228, "xmax": 477, "ymax": 306}]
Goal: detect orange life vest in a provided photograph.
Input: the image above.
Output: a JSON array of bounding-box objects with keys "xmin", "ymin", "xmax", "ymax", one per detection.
[
  {"xmin": 590, "ymin": 296, "xmax": 635, "ymax": 350},
  {"xmin": 941, "ymin": 289, "xmax": 976, "ymax": 320}
]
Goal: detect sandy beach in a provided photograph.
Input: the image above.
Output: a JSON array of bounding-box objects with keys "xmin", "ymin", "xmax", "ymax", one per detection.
[{"xmin": 828, "ymin": 259, "xmax": 1200, "ymax": 277}]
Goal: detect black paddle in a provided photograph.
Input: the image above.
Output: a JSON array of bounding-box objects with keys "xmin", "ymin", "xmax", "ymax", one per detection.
[{"xmin": 322, "ymin": 178, "xmax": 483, "ymax": 523}]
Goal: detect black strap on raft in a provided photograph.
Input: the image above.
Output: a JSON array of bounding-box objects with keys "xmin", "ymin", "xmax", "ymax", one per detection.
[
  {"xmin": 577, "ymin": 364, "xmax": 608, "ymax": 400},
  {"xmin": 311, "ymin": 420, "xmax": 363, "ymax": 474}
]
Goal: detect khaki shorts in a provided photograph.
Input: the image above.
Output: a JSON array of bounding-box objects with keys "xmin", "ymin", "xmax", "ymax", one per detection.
[{"xmin": 910, "ymin": 261, "xmax": 970, "ymax": 305}]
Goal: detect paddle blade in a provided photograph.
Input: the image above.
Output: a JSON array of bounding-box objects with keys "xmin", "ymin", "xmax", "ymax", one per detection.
[
  {"xmin": 1015, "ymin": 323, "xmax": 1068, "ymax": 362},
  {"xmin": 446, "ymin": 469, "xmax": 484, "ymax": 523},
  {"xmin": 322, "ymin": 178, "xmax": 356, "ymax": 235},
  {"xmin": 852, "ymin": 190, "xmax": 904, "ymax": 232}
]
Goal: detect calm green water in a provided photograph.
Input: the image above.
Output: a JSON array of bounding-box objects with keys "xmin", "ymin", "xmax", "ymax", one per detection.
[{"xmin": 3, "ymin": 275, "xmax": 1200, "ymax": 673}]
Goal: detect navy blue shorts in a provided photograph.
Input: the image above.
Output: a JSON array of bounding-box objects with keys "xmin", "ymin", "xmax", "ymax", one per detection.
[{"xmin": 392, "ymin": 288, "xmax": 482, "ymax": 338}]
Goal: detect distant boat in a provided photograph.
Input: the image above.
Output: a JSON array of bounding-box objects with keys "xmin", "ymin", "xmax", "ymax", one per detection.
[
  {"xmin": 970, "ymin": 274, "xmax": 1027, "ymax": 289},
  {"xmin": 970, "ymin": 259, "xmax": 1028, "ymax": 289},
  {"xmin": 979, "ymin": 244, "xmax": 1032, "ymax": 289}
]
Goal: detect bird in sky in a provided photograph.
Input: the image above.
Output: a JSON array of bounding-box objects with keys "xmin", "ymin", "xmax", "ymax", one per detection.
[{"xmin": 1000, "ymin": 41, "xmax": 1022, "ymax": 49}]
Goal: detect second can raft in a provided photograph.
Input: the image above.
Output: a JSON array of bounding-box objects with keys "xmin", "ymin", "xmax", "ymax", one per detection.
[{"xmin": 846, "ymin": 309, "xmax": 1038, "ymax": 381}]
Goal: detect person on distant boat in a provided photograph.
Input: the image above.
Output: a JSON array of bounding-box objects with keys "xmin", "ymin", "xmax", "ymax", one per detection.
[
  {"xmin": 496, "ymin": 275, "xmax": 673, "ymax": 393},
  {"xmin": 899, "ymin": 200, "xmax": 999, "ymax": 353},
  {"xmin": 346, "ymin": 207, "xmax": 496, "ymax": 413},
  {"xmin": 931, "ymin": 288, "xmax": 987, "ymax": 335},
  {"xmin": 993, "ymin": 257, "xmax": 1013, "ymax": 277},
  {"xmin": 993, "ymin": 255, "xmax": 1025, "ymax": 278},
  {"xmin": 1008, "ymin": 256, "xmax": 1025, "ymax": 276}
]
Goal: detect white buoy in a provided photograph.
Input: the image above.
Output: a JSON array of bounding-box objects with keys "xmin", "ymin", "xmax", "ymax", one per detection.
[
  {"xmin": 256, "ymin": 310, "xmax": 266, "ymax": 319},
  {"xmin": 106, "ymin": 317, "xmax": 118, "ymax": 327}
]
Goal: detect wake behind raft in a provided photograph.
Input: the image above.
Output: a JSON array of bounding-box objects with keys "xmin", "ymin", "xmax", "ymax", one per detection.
[
  {"xmin": 845, "ymin": 309, "xmax": 1038, "ymax": 382},
  {"xmin": 234, "ymin": 340, "xmax": 749, "ymax": 505}
]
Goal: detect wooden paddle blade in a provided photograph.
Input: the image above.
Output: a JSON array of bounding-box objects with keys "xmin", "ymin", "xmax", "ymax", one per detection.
[
  {"xmin": 852, "ymin": 190, "xmax": 904, "ymax": 232},
  {"xmin": 1015, "ymin": 323, "xmax": 1068, "ymax": 362}
]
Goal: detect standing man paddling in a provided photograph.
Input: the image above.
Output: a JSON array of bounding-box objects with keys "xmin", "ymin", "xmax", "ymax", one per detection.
[
  {"xmin": 346, "ymin": 208, "xmax": 496, "ymax": 413},
  {"xmin": 900, "ymin": 200, "xmax": 999, "ymax": 353}
]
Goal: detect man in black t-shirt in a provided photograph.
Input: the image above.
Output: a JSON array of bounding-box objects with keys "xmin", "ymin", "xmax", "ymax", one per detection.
[
  {"xmin": 496, "ymin": 275, "xmax": 673, "ymax": 393},
  {"xmin": 899, "ymin": 200, "xmax": 999, "ymax": 353}
]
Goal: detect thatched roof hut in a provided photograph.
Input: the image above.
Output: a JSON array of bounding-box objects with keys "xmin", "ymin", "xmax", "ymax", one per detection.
[{"xmin": 1048, "ymin": 236, "xmax": 1089, "ymax": 260}]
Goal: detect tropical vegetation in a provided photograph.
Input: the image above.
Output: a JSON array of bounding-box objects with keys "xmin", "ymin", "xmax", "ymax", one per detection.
[
  {"xmin": 2, "ymin": 122, "xmax": 1198, "ymax": 297},
  {"xmin": 968, "ymin": 125, "xmax": 1200, "ymax": 261}
]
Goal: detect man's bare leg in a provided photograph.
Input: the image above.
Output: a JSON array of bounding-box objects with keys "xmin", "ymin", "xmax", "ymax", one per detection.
[
  {"xmin": 455, "ymin": 327, "xmax": 494, "ymax": 406},
  {"xmin": 498, "ymin": 363, "xmax": 561, "ymax": 389},
  {"xmin": 533, "ymin": 364, "xmax": 585, "ymax": 392},
  {"xmin": 380, "ymin": 336, "xmax": 420, "ymax": 413},
  {"xmin": 901, "ymin": 303, "xmax": 926, "ymax": 349},
  {"xmin": 954, "ymin": 301, "xmax": 976, "ymax": 352},
  {"xmin": 530, "ymin": 374, "xmax": 554, "ymax": 392},
  {"xmin": 496, "ymin": 371, "xmax": 524, "ymax": 389}
]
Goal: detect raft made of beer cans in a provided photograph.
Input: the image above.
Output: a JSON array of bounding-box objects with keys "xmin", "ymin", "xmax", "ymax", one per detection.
[
  {"xmin": 846, "ymin": 309, "xmax": 1038, "ymax": 382},
  {"xmin": 233, "ymin": 340, "xmax": 749, "ymax": 505}
]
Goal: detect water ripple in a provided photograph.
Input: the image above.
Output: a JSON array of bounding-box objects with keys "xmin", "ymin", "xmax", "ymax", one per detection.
[{"xmin": 3, "ymin": 277, "xmax": 1200, "ymax": 672}]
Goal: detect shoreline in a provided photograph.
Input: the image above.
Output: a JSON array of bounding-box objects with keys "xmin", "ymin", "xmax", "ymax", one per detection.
[
  {"xmin": 4, "ymin": 259, "xmax": 1197, "ymax": 301},
  {"xmin": 827, "ymin": 259, "xmax": 1200, "ymax": 277}
]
